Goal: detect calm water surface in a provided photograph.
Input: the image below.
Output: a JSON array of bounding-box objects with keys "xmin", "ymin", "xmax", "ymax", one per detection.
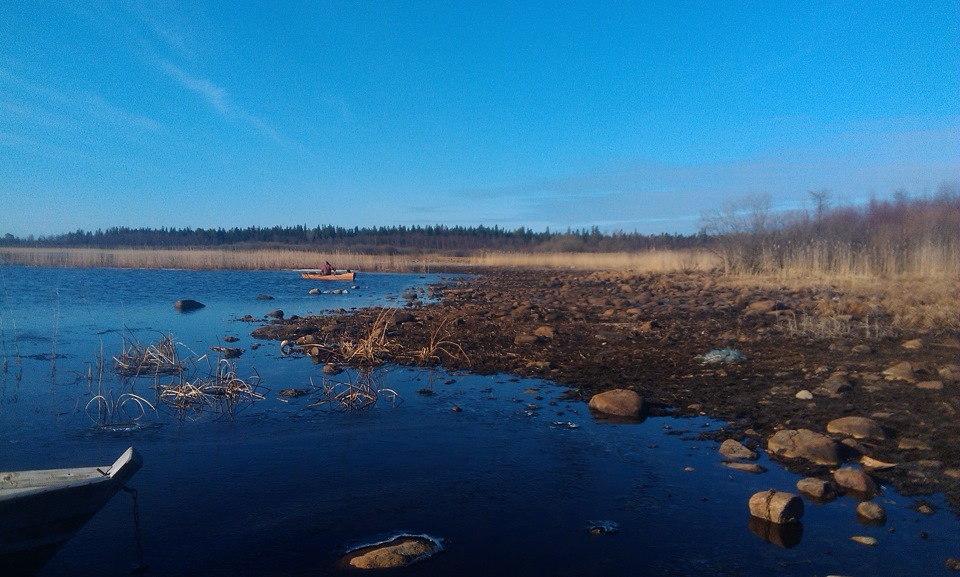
[{"xmin": 0, "ymin": 266, "xmax": 956, "ymax": 576}]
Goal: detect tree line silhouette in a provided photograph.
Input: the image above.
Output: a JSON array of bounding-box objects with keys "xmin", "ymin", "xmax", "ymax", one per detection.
[{"xmin": 1, "ymin": 224, "xmax": 706, "ymax": 254}]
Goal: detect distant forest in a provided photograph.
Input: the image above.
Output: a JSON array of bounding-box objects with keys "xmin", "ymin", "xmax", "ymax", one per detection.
[
  {"xmin": 0, "ymin": 224, "xmax": 707, "ymax": 254},
  {"xmin": 3, "ymin": 186, "xmax": 956, "ymax": 256}
]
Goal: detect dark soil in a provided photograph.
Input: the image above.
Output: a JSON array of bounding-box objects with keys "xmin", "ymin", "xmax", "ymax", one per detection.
[{"xmin": 252, "ymin": 269, "xmax": 960, "ymax": 508}]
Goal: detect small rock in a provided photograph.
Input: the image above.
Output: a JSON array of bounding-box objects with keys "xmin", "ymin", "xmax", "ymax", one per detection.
[
  {"xmin": 210, "ymin": 346, "xmax": 243, "ymax": 359},
  {"xmin": 859, "ymin": 455, "xmax": 896, "ymax": 471},
  {"xmin": 748, "ymin": 489, "xmax": 804, "ymax": 524},
  {"xmin": 833, "ymin": 467, "xmax": 878, "ymax": 496},
  {"xmin": 723, "ymin": 461, "xmax": 767, "ymax": 474},
  {"xmin": 917, "ymin": 504, "xmax": 934, "ymax": 515},
  {"xmin": 223, "ymin": 335, "xmax": 240, "ymax": 343},
  {"xmin": 173, "ymin": 299, "xmax": 205, "ymax": 312},
  {"xmin": 587, "ymin": 389, "xmax": 645, "ymax": 418},
  {"xmin": 856, "ymin": 501, "xmax": 887, "ymax": 525},
  {"xmin": 513, "ymin": 334, "xmax": 540, "ymax": 345},
  {"xmin": 883, "ymin": 361, "xmax": 916, "ymax": 383},
  {"xmin": 796, "ymin": 477, "xmax": 837, "ymax": 502},
  {"xmin": 902, "ymin": 338, "xmax": 923, "ymax": 350},
  {"xmin": 852, "ymin": 344, "xmax": 874, "ymax": 354},
  {"xmin": 795, "ymin": 390, "xmax": 814, "ymax": 400},
  {"xmin": 308, "ymin": 288, "xmax": 320, "ymax": 295},
  {"xmin": 719, "ymin": 439, "xmax": 759, "ymax": 460},
  {"xmin": 255, "ymin": 294, "xmax": 274, "ymax": 300},
  {"xmin": 946, "ymin": 557, "xmax": 960, "ymax": 571},
  {"xmin": 815, "ymin": 372, "xmax": 853, "ymax": 397},
  {"xmin": 322, "ymin": 363, "xmax": 342, "ymax": 376},
  {"xmin": 534, "ymin": 325, "xmax": 556, "ymax": 339},
  {"xmin": 265, "ymin": 309, "xmax": 284, "ymax": 319},
  {"xmin": 826, "ymin": 416, "xmax": 886, "ymax": 440},
  {"xmin": 916, "ymin": 380, "xmax": 944, "ymax": 390},
  {"xmin": 898, "ymin": 438, "xmax": 932, "ymax": 450},
  {"xmin": 851, "ymin": 535, "xmax": 878, "ymax": 546}
]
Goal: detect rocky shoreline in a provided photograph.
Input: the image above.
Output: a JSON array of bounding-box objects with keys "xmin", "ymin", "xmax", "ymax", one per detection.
[{"xmin": 251, "ymin": 269, "xmax": 960, "ymax": 509}]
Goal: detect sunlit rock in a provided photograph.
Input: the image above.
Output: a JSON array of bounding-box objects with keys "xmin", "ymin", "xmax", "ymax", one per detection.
[
  {"xmin": 768, "ymin": 429, "xmax": 841, "ymax": 466},
  {"xmin": 826, "ymin": 416, "xmax": 886, "ymax": 440},
  {"xmin": 748, "ymin": 489, "xmax": 804, "ymax": 524},
  {"xmin": 796, "ymin": 477, "xmax": 837, "ymax": 502},
  {"xmin": 719, "ymin": 439, "xmax": 759, "ymax": 460},
  {"xmin": 587, "ymin": 389, "xmax": 645, "ymax": 418},
  {"xmin": 833, "ymin": 467, "xmax": 878, "ymax": 496}
]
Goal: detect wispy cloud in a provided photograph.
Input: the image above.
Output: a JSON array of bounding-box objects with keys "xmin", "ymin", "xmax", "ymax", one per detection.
[{"xmin": 158, "ymin": 60, "xmax": 281, "ymax": 143}]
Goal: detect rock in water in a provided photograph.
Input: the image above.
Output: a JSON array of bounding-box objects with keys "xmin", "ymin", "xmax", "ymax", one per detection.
[
  {"xmin": 856, "ymin": 501, "xmax": 887, "ymax": 525},
  {"xmin": 174, "ymin": 299, "xmax": 205, "ymax": 312},
  {"xmin": 796, "ymin": 477, "xmax": 837, "ymax": 502},
  {"xmin": 587, "ymin": 389, "xmax": 645, "ymax": 418},
  {"xmin": 719, "ymin": 439, "xmax": 759, "ymax": 460},
  {"xmin": 833, "ymin": 467, "xmax": 878, "ymax": 496},
  {"xmin": 343, "ymin": 536, "xmax": 441, "ymax": 569},
  {"xmin": 748, "ymin": 489, "xmax": 804, "ymax": 524}
]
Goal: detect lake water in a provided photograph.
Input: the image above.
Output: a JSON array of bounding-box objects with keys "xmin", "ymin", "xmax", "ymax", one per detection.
[{"xmin": 0, "ymin": 266, "xmax": 957, "ymax": 576}]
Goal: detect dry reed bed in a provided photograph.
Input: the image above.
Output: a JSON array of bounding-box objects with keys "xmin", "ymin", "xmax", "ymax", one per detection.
[{"xmin": 0, "ymin": 247, "xmax": 717, "ymax": 273}]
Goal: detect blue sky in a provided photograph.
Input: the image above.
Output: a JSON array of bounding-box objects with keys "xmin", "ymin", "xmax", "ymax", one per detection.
[{"xmin": 1, "ymin": 1, "xmax": 957, "ymax": 237}]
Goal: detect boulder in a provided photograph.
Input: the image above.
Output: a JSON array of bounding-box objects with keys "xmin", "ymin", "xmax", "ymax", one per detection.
[
  {"xmin": 719, "ymin": 439, "xmax": 759, "ymax": 460},
  {"xmin": 173, "ymin": 299, "xmax": 205, "ymax": 312},
  {"xmin": 768, "ymin": 429, "xmax": 841, "ymax": 466},
  {"xmin": 748, "ymin": 489, "xmax": 804, "ymax": 524},
  {"xmin": 826, "ymin": 416, "xmax": 886, "ymax": 440},
  {"xmin": 265, "ymin": 309, "xmax": 284, "ymax": 319},
  {"xmin": 587, "ymin": 389, "xmax": 645, "ymax": 418},
  {"xmin": 833, "ymin": 467, "xmax": 878, "ymax": 496}
]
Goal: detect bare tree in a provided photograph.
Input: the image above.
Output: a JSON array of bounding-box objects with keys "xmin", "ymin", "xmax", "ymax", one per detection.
[{"xmin": 809, "ymin": 188, "xmax": 832, "ymax": 229}]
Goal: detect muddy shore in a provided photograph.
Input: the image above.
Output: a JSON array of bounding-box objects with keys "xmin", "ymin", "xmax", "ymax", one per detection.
[{"xmin": 252, "ymin": 269, "xmax": 960, "ymax": 508}]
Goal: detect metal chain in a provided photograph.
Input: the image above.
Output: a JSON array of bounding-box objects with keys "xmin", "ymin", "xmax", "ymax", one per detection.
[{"xmin": 123, "ymin": 486, "xmax": 147, "ymax": 573}]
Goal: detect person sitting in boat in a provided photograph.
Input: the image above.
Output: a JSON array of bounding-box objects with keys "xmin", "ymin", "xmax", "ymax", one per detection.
[{"xmin": 320, "ymin": 261, "xmax": 334, "ymax": 275}]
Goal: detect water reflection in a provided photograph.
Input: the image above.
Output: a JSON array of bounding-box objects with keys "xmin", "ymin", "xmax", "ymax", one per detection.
[{"xmin": 747, "ymin": 516, "xmax": 804, "ymax": 549}]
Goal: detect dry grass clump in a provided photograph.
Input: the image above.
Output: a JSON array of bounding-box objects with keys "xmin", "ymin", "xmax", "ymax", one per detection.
[
  {"xmin": 114, "ymin": 333, "xmax": 185, "ymax": 377},
  {"xmin": 159, "ymin": 358, "xmax": 264, "ymax": 419},
  {"xmin": 404, "ymin": 318, "xmax": 470, "ymax": 366},
  {"xmin": 308, "ymin": 369, "xmax": 400, "ymax": 412},
  {"xmin": 338, "ymin": 309, "xmax": 398, "ymax": 367}
]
